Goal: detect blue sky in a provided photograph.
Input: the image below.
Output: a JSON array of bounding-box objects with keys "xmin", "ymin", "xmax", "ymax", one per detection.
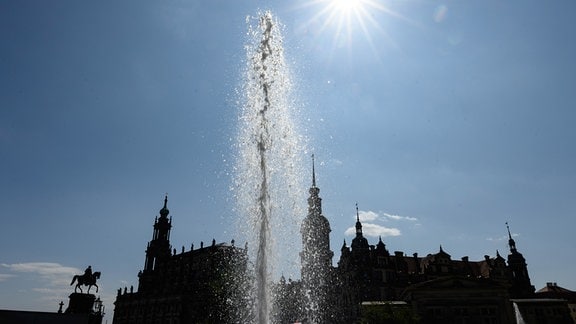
[{"xmin": 1, "ymin": 0, "xmax": 575, "ymax": 321}]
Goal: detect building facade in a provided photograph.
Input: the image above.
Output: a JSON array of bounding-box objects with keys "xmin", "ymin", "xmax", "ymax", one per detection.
[
  {"xmin": 276, "ymin": 162, "xmax": 555, "ymax": 323},
  {"xmin": 533, "ymin": 282, "xmax": 576, "ymax": 323},
  {"xmin": 113, "ymin": 170, "xmax": 572, "ymax": 324},
  {"xmin": 113, "ymin": 197, "xmax": 249, "ymax": 324},
  {"xmin": 333, "ymin": 215, "xmax": 537, "ymax": 323}
]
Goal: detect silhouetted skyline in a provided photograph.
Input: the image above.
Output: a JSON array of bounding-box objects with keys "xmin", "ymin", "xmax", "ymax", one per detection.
[{"xmin": 1, "ymin": 1, "xmax": 575, "ymax": 322}]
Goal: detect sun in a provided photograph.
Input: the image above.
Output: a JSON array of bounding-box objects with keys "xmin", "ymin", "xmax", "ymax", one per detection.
[
  {"xmin": 300, "ymin": 0, "xmax": 396, "ymax": 48},
  {"xmin": 331, "ymin": 0, "xmax": 364, "ymax": 13}
]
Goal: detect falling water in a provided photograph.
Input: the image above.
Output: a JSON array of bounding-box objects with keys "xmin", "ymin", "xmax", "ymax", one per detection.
[
  {"xmin": 234, "ymin": 11, "xmax": 306, "ymax": 324},
  {"xmin": 512, "ymin": 302, "xmax": 526, "ymax": 324}
]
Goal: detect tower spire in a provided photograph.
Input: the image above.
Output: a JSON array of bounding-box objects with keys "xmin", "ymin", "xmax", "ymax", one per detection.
[
  {"xmin": 504, "ymin": 221, "xmax": 534, "ymax": 297},
  {"xmin": 355, "ymin": 203, "xmax": 362, "ymax": 236},
  {"xmin": 311, "ymin": 154, "xmax": 316, "ymax": 187},
  {"xmin": 142, "ymin": 196, "xmax": 172, "ymax": 274},
  {"xmin": 351, "ymin": 202, "xmax": 369, "ymax": 250},
  {"xmin": 160, "ymin": 194, "xmax": 169, "ymax": 218},
  {"xmin": 506, "ymin": 222, "xmax": 517, "ymax": 252},
  {"xmin": 307, "ymin": 155, "xmax": 322, "ymax": 215}
]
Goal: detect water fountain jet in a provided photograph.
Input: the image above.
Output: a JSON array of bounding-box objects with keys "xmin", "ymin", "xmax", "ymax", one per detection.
[{"xmin": 234, "ymin": 11, "xmax": 306, "ymax": 324}]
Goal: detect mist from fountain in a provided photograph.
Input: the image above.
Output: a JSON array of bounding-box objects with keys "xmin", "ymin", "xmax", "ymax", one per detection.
[{"xmin": 234, "ymin": 11, "xmax": 307, "ymax": 324}]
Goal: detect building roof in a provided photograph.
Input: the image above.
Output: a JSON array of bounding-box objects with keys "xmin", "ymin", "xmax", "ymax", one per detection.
[
  {"xmin": 0, "ymin": 309, "xmax": 93, "ymax": 324},
  {"xmin": 535, "ymin": 283, "xmax": 576, "ymax": 301}
]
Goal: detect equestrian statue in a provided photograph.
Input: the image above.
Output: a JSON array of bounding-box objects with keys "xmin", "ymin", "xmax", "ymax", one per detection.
[{"xmin": 70, "ymin": 265, "xmax": 101, "ymax": 294}]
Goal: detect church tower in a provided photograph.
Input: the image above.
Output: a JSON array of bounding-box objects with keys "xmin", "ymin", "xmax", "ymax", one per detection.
[
  {"xmin": 138, "ymin": 196, "xmax": 172, "ymax": 293},
  {"xmin": 300, "ymin": 155, "xmax": 334, "ymax": 323},
  {"xmin": 350, "ymin": 204, "xmax": 369, "ymax": 254},
  {"xmin": 506, "ymin": 222, "xmax": 535, "ymax": 298},
  {"xmin": 301, "ymin": 155, "xmax": 333, "ymax": 275}
]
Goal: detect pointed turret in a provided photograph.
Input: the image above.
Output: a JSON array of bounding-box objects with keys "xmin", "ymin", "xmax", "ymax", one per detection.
[
  {"xmin": 355, "ymin": 204, "xmax": 362, "ymax": 236},
  {"xmin": 160, "ymin": 195, "xmax": 169, "ymax": 217},
  {"xmin": 506, "ymin": 222, "xmax": 517, "ymax": 253},
  {"xmin": 505, "ymin": 222, "xmax": 535, "ymax": 298},
  {"xmin": 312, "ymin": 153, "xmax": 317, "ymax": 188},
  {"xmin": 376, "ymin": 236, "xmax": 389, "ymax": 256},
  {"xmin": 143, "ymin": 196, "xmax": 172, "ymax": 272},
  {"xmin": 377, "ymin": 236, "xmax": 385, "ymax": 249},
  {"xmin": 351, "ymin": 203, "xmax": 369, "ymax": 251},
  {"xmin": 435, "ymin": 245, "xmax": 451, "ymax": 260},
  {"xmin": 338, "ymin": 239, "xmax": 351, "ymax": 266},
  {"xmin": 307, "ymin": 154, "xmax": 322, "ymax": 216}
]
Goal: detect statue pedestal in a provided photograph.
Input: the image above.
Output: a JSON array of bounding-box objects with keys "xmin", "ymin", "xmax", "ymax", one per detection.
[{"xmin": 66, "ymin": 293, "xmax": 95, "ymax": 314}]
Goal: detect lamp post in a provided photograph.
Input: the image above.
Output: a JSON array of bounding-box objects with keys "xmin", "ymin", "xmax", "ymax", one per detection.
[{"xmin": 93, "ymin": 297, "xmax": 104, "ymax": 315}]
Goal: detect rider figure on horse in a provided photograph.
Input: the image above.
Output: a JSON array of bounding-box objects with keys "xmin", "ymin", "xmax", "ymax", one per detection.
[
  {"xmin": 71, "ymin": 265, "xmax": 100, "ymax": 294},
  {"xmin": 84, "ymin": 266, "xmax": 92, "ymax": 278}
]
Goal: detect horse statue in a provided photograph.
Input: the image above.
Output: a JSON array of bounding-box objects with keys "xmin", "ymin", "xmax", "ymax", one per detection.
[{"xmin": 70, "ymin": 269, "xmax": 101, "ymax": 294}]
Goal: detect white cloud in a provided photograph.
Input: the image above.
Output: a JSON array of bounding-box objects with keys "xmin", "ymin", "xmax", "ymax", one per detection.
[
  {"xmin": 355, "ymin": 210, "xmax": 417, "ymax": 222},
  {"xmin": 486, "ymin": 233, "xmax": 519, "ymax": 242},
  {"xmin": 3, "ymin": 262, "xmax": 80, "ymax": 275},
  {"xmin": 1, "ymin": 262, "xmax": 83, "ymax": 297},
  {"xmin": 2, "ymin": 263, "xmax": 81, "ymax": 287},
  {"xmin": 343, "ymin": 226, "xmax": 355, "ymax": 236},
  {"xmin": 381, "ymin": 212, "xmax": 418, "ymax": 222},
  {"xmin": 345, "ymin": 209, "xmax": 415, "ymax": 238},
  {"xmin": 363, "ymin": 223, "xmax": 401, "ymax": 237},
  {"xmin": 358, "ymin": 210, "xmax": 379, "ymax": 222},
  {"xmin": 4, "ymin": 262, "xmax": 116, "ymax": 315},
  {"xmin": 344, "ymin": 223, "xmax": 401, "ymax": 237}
]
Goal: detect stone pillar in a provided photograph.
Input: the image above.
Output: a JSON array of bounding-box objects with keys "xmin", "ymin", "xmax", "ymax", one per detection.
[{"xmin": 66, "ymin": 293, "xmax": 96, "ymax": 314}]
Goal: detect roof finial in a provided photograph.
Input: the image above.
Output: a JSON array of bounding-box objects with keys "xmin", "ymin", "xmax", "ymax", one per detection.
[
  {"xmin": 356, "ymin": 203, "xmax": 360, "ymax": 222},
  {"xmin": 311, "ymin": 154, "xmax": 316, "ymax": 187},
  {"xmin": 506, "ymin": 221, "xmax": 512, "ymax": 240},
  {"xmin": 160, "ymin": 194, "xmax": 169, "ymax": 217}
]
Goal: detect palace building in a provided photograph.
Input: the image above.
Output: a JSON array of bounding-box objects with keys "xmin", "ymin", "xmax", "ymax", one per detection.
[
  {"xmin": 278, "ymin": 160, "xmax": 571, "ymax": 323},
  {"xmin": 113, "ymin": 164, "xmax": 573, "ymax": 323}
]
